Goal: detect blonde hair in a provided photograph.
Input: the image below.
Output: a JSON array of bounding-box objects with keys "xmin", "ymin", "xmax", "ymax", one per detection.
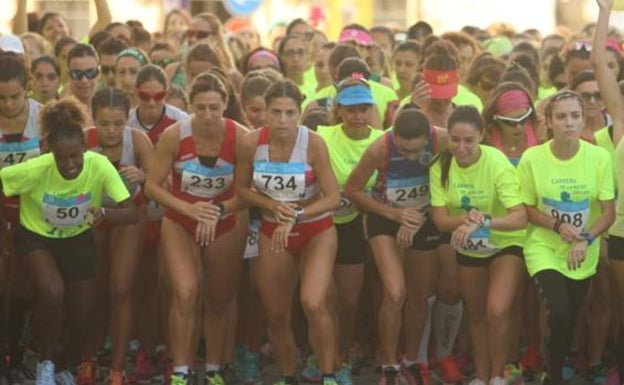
[{"xmin": 193, "ymin": 13, "xmax": 236, "ymax": 69}]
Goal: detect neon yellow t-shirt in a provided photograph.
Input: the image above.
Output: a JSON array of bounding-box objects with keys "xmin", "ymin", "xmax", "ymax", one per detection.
[
  {"xmin": 318, "ymin": 124, "xmax": 384, "ymax": 224},
  {"xmin": 517, "ymin": 141, "xmax": 614, "ymax": 279},
  {"xmin": 306, "ymin": 83, "xmax": 398, "ymax": 127},
  {"xmin": 453, "ymin": 84, "xmax": 483, "ymax": 112},
  {"xmin": 0, "ymin": 151, "xmax": 131, "ymax": 238},
  {"xmin": 537, "ymin": 86, "xmax": 557, "ymax": 102},
  {"xmin": 430, "ymin": 145, "xmax": 525, "ymax": 258}
]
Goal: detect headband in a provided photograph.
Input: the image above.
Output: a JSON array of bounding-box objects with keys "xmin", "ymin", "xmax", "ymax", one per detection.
[
  {"xmin": 339, "ymin": 28, "xmax": 372, "ymax": 47},
  {"xmin": 495, "ymin": 89, "xmax": 530, "ymax": 115},
  {"xmin": 247, "ymin": 50, "xmax": 281, "ymax": 70},
  {"xmin": 116, "ymin": 48, "xmax": 149, "ymax": 66},
  {"xmin": 336, "ymin": 84, "xmax": 374, "ymax": 106}
]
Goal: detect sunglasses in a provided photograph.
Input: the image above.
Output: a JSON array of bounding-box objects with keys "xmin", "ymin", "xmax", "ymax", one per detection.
[
  {"xmin": 100, "ymin": 65, "xmax": 115, "ymax": 76},
  {"xmin": 137, "ymin": 90, "xmax": 167, "ymax": 102},
  {"xmin": 580, "ymin": 91, "xmax": 601, "ymax": 102},
  {"xmin": 568, "ymin": 41, "xmax": 593, "ymax": 52},
  {"xmin": 69, "ymin": 68, "xmax": 99, "ymax": 81},
  {"xmin": 153, "ymin": 58, "xmax": 174, "ymax": 69},
  {"xmin": 494, "ymin": 107, "xmax": 533, "ymax": 126},
  {"xmin": 185, "ymin": 29, "xmax": 215, "ymax": 40}
]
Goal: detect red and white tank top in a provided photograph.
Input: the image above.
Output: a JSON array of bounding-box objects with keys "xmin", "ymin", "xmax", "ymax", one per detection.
[
  {"xmin": 170, "ymin": 117, "xmax": 237, "ymax": 204},
  {"xmin": 252, "ymin": 126, "xmax": 318, "ymax": 202},
  {"xmin": 127, "ymin": 104, "xmax": 188, "ymax": 145}
]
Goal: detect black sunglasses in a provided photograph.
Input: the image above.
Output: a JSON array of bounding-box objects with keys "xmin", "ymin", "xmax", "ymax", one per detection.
[{"xmin": 69, "ymin": 68, "xmax": 99, "ymax": 81}]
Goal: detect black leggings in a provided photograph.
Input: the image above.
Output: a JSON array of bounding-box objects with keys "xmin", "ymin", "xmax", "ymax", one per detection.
[{"xmin": 534, "ymin": 270, "xmax": 591, "ymax": 385}]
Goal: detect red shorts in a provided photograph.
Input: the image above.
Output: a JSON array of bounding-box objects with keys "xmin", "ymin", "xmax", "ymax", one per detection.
[
  {"xmin": 164, "ymin": 208, "xmax": 237, "ymax": 240},
  {"xmin": 260, "ymin": 215, "xmax": 333, "ymax": 255}
]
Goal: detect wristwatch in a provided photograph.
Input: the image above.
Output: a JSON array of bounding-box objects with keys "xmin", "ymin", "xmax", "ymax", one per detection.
[
  {"xmin": 580, "ymin": 232, "xmax": 595, "ymax": 245},
  {"xmin": 294, "ymin": 206, "xmax": 305, "ymax": 223},
  {"xmin": 482, "ymin": 214, "xmax": 492, "ymax": 229}
]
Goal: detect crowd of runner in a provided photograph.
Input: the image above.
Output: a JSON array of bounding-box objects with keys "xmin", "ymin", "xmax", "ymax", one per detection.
[{"xmin": 0, "ymin": 1, "xmax": 623, "ymax": 385}]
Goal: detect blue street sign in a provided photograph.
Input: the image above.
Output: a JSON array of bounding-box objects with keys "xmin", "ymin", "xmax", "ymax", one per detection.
[{"xmin": 223, "ymin": 0, "xmax": 262, "ymax": 17}]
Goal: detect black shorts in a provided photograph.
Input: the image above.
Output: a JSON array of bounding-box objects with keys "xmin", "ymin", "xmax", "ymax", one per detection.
[
  {"xmin": 608, "ymin": 235, "xmax": 624, "ymax": 260},
  {"xmin": 336, "ymin": 214, "xmax": 366, "ymax": 265},
  {"xmin": 14, "ymin": 226, "xmax": 97, "ymax": 281},
  {"xmin": 456, "ymin": 245, "xmax": 524, "ymax": 267},
  {"xmin": 366, "ymin": 212, "xmax": 441, "ymax": 251}
]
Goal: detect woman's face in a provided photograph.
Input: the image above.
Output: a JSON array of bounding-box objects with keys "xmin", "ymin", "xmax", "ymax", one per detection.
[
  {"xmin": 68, "ymin": 56, "xmax": 99, "ymax": 104},
  {"xmin": 236, "ymin": 27, "xmax": 261, "ymax": 51},
  {"xmin": 248, "ymin": 54, "xmax": 277, "ymax": 72},
  {"xmin": 32, "ymin": 62, "xmax": 60, "ymax": 103},
  {"xmin": 574, "ymin": 80, "xmax": 603, "ymax": 119},
  {"xmin": 52, "ymin": 136, "xmax": 85, "ymax": 180},
  {"xmin": 314, "ymin": 48, "xmax": 333, "ymax": 89},
  {"xmin": 494, "ymin": 106, "xmax": 532, "ymax": 140},
  {"xmin": 186, "ymin": 18, "xmax": 216, "ymax": 47},
  {"xmin": 185, "ymin": 60, "xmax": 214, "ymax": 90},
  {"xmin": 42, "ymin": 16, "xmax": 69, "ymax": 45},
  {"xmin": 457, "ymin": 44, "xmax": 475, "ymax": 79},
  {"xmin": 243, "ymin": 95, "xmax": 266, "ymax": 129},
  {"xmin": 338, "ymin": 104, "xmax": 372, "ymax": 129},
  {"xmin": 191, "ymin": 91, "xmax": 226, "ymax": 127},
  {"xmin": 115, "ymin": 56, "xmax": 143, "ymax": 95},
  {"xmin": 393, "ymin": 50, "xmax": 419, "ymax": 89},
  {"xmin": 548, "ymin": 97, "xmax": 584, "ymax": 142},
  {"xmin": 266, "ymin": 97, "xmax": 300, "ymax": 136},
  {"xmin": 108, "ymin": 25, "xmax": 132, "ymax": 43},
  {"xmin": 150, "ymin": 49, "xmax": 176, "ymax": 69},
  {"xmin": 280, "ymin": 38, "xmax": 308, "ymax": 78},
  {"xmin": 137, "ymin": 79, "xmax": 167, "ymax": 114},
  {"xmin": 0, "ymin": 80, "xmax": 26, "ymax": 118},
  {"xmin": 393, "ymin": 134, "xmax": 428, "ymax": 162},
  {"xmin": 448, "ymin": 122, "xmax": 483, "ymax": 166},
  {"xmin": 95, "ymin": 107, "xmax": 127, "ymax": 147},
  {"xmin": 166, "ymin": 13, "xmax": 189, "ymax": 37}
]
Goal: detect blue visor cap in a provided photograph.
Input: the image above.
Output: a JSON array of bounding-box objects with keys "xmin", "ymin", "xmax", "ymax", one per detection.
[{"xmin": 336, "ymin": 85, "xmax": 374, "ymax": 106}]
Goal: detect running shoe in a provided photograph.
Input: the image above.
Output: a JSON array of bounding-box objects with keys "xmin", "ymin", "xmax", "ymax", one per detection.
[
  {"xmin": 55, "ymin": 370, "xmax": 77, "ymax": 385},
  {"xmin": 378, "ymin": 367, "xmax": 401, "ymax": 385},
  {"xmin": 76, "ymin": 360, "xmax": 96, "ymax": 385},
  {"xmin": 108, "ymin": 370, "xmax": 126, "ymax": 385},
  {"xmin": 335, "ymin": 364, "xmax": 353, "ymax": 385},
  {"xmin": 436, "ymin": 356, "xmax": 465, "ymax": 384},
  {"xmin": 241, "ymin": 350, "xmax": 262, "ymax": 385},
  {"xmin": 170, "ymin": 373, "xmax": 188, "ymax": 385},
  {"xmin": 128, "ymin": 350, "xmax": 157, "ymax": 384},
  {"xmin": 205, "ymin": 371, "xmax": 226, "ymax": 385},
  {"xmin": 299, "ymin": 356, "xmax": 321, "ymax": 383},
  {"xmin": 400, "ymin": 363, "xmax": 429, "ymax": 385},
  {"xmin": 467, "ymin": 378, "xmax": 486, "ymax": 385},
  {"xmin": 503, "ymin": 363, "xmax": 524, "ymax": 385},
  {"xmin": 35, "ymin": 361, "xmax": 55, "ymax": 385},
  {"xmin": 586, "ymin": 364, "xmax": 610, "ymax": 385}
]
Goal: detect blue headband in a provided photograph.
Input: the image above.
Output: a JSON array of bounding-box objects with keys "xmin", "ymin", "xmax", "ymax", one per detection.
[{"xmin": 336, "ymin": 84, "xmax": 374, "ymax": 106}]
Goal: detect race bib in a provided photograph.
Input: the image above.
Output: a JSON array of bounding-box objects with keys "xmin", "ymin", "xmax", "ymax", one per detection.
[
  {"xmin": 244, "ymin": 219, "xmax": 260, "ymax": 259},
  {"xmin": 543, "ymin": 197, "xmax": 589, "ymax": 230},
  {"xmin": 42, "ymin": 193, "xmax": 92, "ymax": 228},
  {"xmin": 0, "ymin": 138, "xmax": 40, "ymax": 167},
  {"xmin": 386, "ymin": 176, "xmax": 430, "ymax": 208},
  {"xmin": 181, "ymin": 162, "xmax": 234, "ymax": 199},
  {"xmin": 334, "ymin": 193, "xmax": 356, "ymax": 218},
  {"xmin": 461, "ymin": 227, "xmax": 498, "ymax": 255},
  {"xmin": 253, "ymin": 162, "xmax": 306, "ymax": 201}
]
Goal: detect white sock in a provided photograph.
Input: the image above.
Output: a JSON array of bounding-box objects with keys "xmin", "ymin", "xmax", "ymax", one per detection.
[
  {"xmin": 434, "ymin": 300, "xmax": 463, "ymax": 359},
  {"xmin": 416, "ymin": 295, "xmax": 436, "ymax": 364},
  {"xmin": 205, "ymin": 363, "xmax": 220, "ymax": 373},
  {"xmin": 173, "ymin": 365, "xmax": 189, "ymax": 375}
]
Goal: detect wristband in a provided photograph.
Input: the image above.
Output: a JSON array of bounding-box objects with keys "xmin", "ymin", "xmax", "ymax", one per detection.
[
  {"xmin": 294, "ymin": 206, "xmax": 304, "ymax": 223},
  {"xmin": 100, "ymin": 207, "xmax": 106, "ymax": 218},
  {"xmin": 581, "ymin": 232, "xmax": 595, "ymax": 245},
  {"xmin": 553, "ymin": 218, "xmax": 563, "ymax": 233},
  {"xmin": 482, "ymin": 214, "xmax": 492, "ymax": 229},
  {"xmin": 213, "ymin": 201, "xmax": 225, "ymax": 218}
]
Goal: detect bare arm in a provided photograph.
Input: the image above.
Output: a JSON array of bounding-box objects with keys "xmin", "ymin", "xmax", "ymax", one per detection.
[
  {"xmin": 344, "ymin": 137, "xmax": 402, "ymax": 222},
  {"xmin": 87, "ymin": 0, "xmax": 112, "ymax": 39},
  {"xmin": 587, "ymin": 199, "xmax": 615, "ymax": 237},
  {"xmin": 12, "ymin": 0, "xmax": 27, "ymax": 35},
  {"xmin": 592, "ymin": 0, "xmax": 624, "ymax": 144}
]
